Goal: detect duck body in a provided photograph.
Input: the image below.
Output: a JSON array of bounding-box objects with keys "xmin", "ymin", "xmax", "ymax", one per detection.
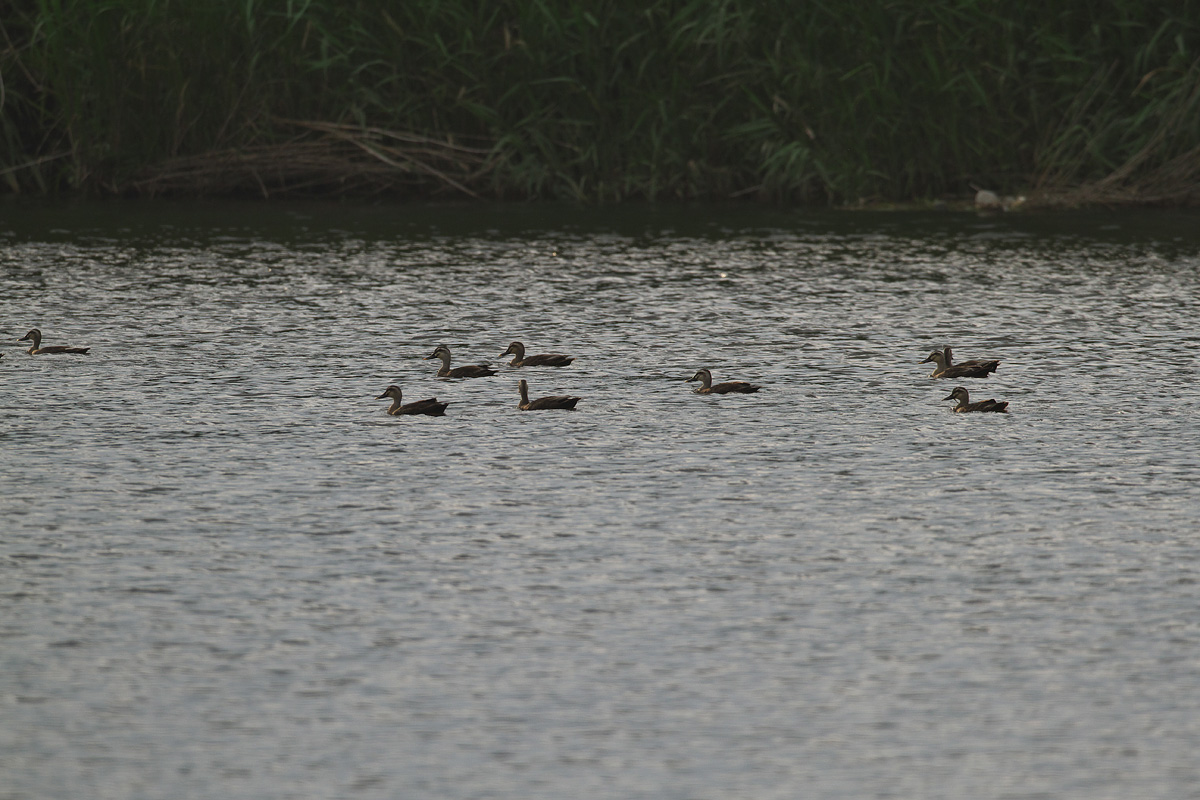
[
  {"xmin": 518, "ymin": 379, "xmax": 580, "ymax": 411},
  {"xmin": 376, "ymin": 385, "xmax": 448, "ymax": 416},
  {"xmin": 425, "ymin": 345, "xmax": 496, "ymax": 378},
  {"xmin": 687, "ymin": 368, "xmax": 760, "ymax": 394},
  {"xmin": 20, "ymin": 329, "xmax": 90, "ymax": 355},
  {"xmin": 501, "ymin": 340, "xmax": 574, "ymax": 367},
  {"xmin": 944, "ymin": 386, "xmax": 1008, "ymax": 413},
  {"xmin": 441, "ymin": 364, "xmax": 496, "ymax": 378},
  {"xmin": 942, "ymin": 346, "xmax": 997, "ymax": 370},
  {"xmin": 921, "ymin": 348, "xmax": 997, "ymax": 378}
]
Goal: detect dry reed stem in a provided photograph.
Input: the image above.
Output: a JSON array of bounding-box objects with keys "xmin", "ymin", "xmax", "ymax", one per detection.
[{"xmin": 130, "ymin": 123, "xmax": 499, "ymax": 198}]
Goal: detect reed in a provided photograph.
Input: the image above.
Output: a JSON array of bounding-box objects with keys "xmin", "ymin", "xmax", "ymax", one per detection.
[{"xmin": 1, "ymin": 0, "xmax": 1197, "ymax": 204}]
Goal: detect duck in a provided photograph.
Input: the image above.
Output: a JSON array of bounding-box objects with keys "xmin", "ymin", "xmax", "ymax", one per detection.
[
  {"xmin": 518, "ymin": 379, "xmax": 580, "ymax": 411},
  {"xmin": 19, "ymin": 329, "xmax": 90, "ymax": 355},
  {"xmin": 376, "ymin": 385, "xmax": 448, "ymax": 416},
  {"xmin": 501, "ymin": 340, "xmax": 574, "ymax": 367},
  {"xmin": 687, "ymin": 368, "xmax": 760, "ymax": 394},
  {"xmin": 424, "ymin": 345, "xmax": 496, "ymax": 378},
  {"xmin": 944, "ymin": 386, "xmax": 1008, "ymax": 413},
  {"xmin": 920, "ymin": 347, "xmax": 998, "ymax": 378}
]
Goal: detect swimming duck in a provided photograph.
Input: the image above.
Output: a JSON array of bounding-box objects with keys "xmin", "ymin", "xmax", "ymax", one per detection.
[
  {"xmin": 376, "ymin": 385, "xmax": 448, "ymax": 416},
  {"xmin": 501, "ymin": 341, "xmax": 574, "ymax": 367},
  {"xmin": 424, "ymin": 345, "xmax": 496, "ymax": 378},
  {"xmin": 518, "ymin": 379, "xmax": 580, "ymax": 411},
  {"xmin": 19, "ymin": 329, "xmax": 90, "ymax": 355},
  {"xmin": 944, "ymin": 386, "xmax": 1008, "ymax": 413},
  {"xmin": 687, "ymin": 368, "xmax": 760, "ymax": 394},
  {"xmin": 921, "ymin": 347, "xmax": 998, "ymax": 378}
]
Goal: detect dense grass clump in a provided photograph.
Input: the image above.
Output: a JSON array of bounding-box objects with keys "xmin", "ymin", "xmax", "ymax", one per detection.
[{"xmin": 1, "ymin": 0, "xmax": 1198, "ymax": 204}]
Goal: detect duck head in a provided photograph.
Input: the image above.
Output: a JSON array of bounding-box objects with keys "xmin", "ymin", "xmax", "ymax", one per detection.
[{"xmin": 943, "ymin": 386, "xmax": 970, "ymax": 403}]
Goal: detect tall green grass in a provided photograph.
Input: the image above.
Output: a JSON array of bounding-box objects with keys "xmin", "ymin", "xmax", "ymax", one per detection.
[{"xmin": 1, "ymin": 0, "xmax": 1198, "ymax": 202}]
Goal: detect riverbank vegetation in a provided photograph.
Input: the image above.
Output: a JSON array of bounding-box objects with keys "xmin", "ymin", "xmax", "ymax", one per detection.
[{"xmin": 2, "ymin": 1, "xmax": 1198, "ymax": 205}]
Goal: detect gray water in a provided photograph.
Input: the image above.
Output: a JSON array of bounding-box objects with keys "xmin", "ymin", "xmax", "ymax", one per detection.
[{"xmin": 3, "ymin": 201, "xmax": 1200, "ymax": 800}]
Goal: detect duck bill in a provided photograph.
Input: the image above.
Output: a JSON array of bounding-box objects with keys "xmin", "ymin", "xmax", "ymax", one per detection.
[{"xmin": 942, "ymin": 392, "xmax": 956, "ymax": 400}]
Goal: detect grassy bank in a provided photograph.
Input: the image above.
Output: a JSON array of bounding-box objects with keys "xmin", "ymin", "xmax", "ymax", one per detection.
[{"xmin": 2, "ymin": 0, "xmax": 1198, "ymax": 204}]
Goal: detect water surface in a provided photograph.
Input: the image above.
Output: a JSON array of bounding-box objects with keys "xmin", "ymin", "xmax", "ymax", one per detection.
[{"xmin": 3, "ymin": 201, "xmax": 1200, "ymax": 799}]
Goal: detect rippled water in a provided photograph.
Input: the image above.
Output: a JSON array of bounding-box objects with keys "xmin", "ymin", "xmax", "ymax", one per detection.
[{"xmin": 3, "ymin": 201, "xmax": 1200, "ymax": 799}]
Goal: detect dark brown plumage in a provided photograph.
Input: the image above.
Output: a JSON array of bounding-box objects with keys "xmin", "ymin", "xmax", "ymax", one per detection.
[
  {"xmin": 501, "ymin": 340, "xmax": 574, "ymax": 367},
  {"xmin": 376, "ymin": 385, "xmax": 448, "ymax": 416},
  {"xmin": 942, "ymin": 346, "xmax": 998, "ymax": 370},
  {"xmin": 20, "ymin": 329, "xmax": 90, "ymax": 355},
  {"xmin": 687, "ymin": 368, "xmax": 760, "ymax": 394},
  {"xmin": 944, "ymin": 386, "xmax": 1008, "ymax": 413},
  {"xmin": 518, "ymin": 379, "xmax": 580, "ymax": 410},
  {"xmin": 921, "ymin": 347, "xmax": 998, "ymax": 378},
  {"xmin": 425, "ymin": 345, "xmax": 496, "ymax": 378}
]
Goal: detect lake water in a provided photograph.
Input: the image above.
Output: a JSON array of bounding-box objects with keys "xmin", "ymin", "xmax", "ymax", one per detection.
[{"xmin": 3, "ymin": 201, "xmax": 1200, "ymax": 799}]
